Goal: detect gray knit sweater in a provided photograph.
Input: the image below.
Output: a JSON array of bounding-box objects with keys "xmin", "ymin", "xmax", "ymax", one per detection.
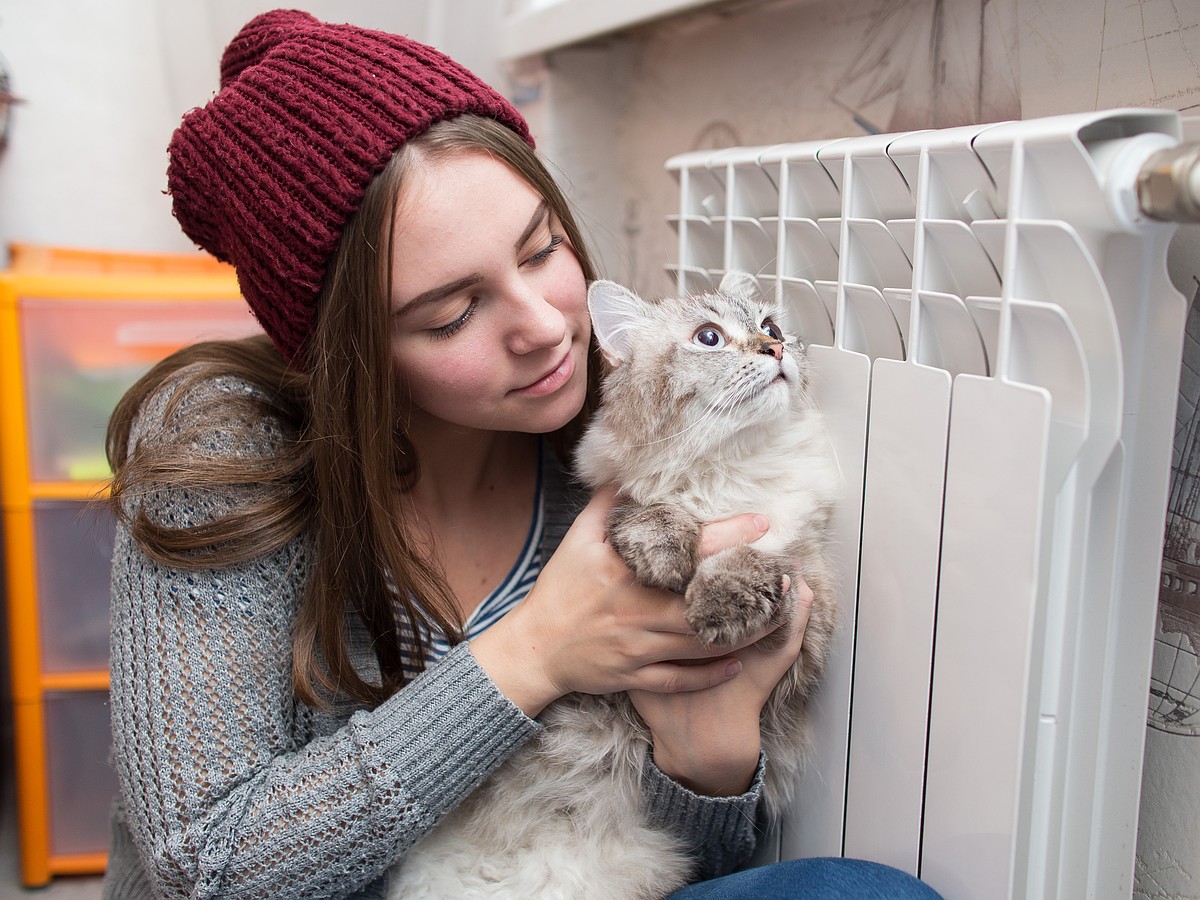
[{"xmin": 103, "ymin": 375, "xmax": 761, "ymax": 899}]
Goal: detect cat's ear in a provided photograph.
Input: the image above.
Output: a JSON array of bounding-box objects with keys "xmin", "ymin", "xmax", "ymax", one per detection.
[
  {"xmin": 718, "ymin": 270, "xmax": 759, "ymax": 299},
  {"xmin": 587, "ymin": 280, "xmax": 646, "ymax": 366}
]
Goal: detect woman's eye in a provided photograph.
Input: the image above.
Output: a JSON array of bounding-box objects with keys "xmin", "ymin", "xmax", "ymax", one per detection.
[
  {"xmin": 760, "ymin": 318, "xmax": 783, "ymax": 341},
  {"xmin": 692, "ymin": 326, "xmax": 726, "ymax": 349},
  {"xmin": 524, "ymin": 234, "xmax": 564, "ymax": 267},
  {"xmin": 429, "ymin": 299, "xmax": 478, "ymax": 339}
]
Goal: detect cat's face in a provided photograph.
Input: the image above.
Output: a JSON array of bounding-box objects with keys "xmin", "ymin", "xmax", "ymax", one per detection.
[
  {"xmin": 653, "ymin": 289, "xmax": 803, "ymax": 422},
  {"xmin": 588, "ymin": 274, "xmax": 809, "ymax": 441}
]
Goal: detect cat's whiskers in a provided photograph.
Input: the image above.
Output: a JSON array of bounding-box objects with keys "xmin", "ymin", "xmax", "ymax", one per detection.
[
  {"xmin": 686, "ymin": 361, "xmax": 795, "ymax": 459},
  {"xmin": 638, "ymin": 372, "xmax": 761, "ymax": 453}
]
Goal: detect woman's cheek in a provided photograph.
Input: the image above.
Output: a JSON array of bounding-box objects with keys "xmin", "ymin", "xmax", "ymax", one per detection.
[{"xmin": 551, "ymin": 271, "xmax": 589, "ymax": 339}]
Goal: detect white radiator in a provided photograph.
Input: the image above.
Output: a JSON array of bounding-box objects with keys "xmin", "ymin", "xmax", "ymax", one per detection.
[{"xmin": 665, "ymin": 109, "xmax": 1196, "ymax": 899}]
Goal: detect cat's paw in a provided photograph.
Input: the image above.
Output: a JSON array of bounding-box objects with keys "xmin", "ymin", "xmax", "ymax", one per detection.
[
  {"xmin": 607, "ymin": 502, "xmax": 700, "ymax": 593},
  {"xmin": 684, "ymin": 545, "xmax": 787, "ymax": 646}
]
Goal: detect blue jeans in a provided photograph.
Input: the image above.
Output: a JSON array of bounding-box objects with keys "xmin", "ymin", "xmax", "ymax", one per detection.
[{"xmin": 667, "ymin": 858, "xmax": 943, "ymax": 899}]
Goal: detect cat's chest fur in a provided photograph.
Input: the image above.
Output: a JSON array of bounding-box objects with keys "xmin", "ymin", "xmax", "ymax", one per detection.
[{"xmin": 582, "ymin": 412, "xmax": 837, "ymax": 555}]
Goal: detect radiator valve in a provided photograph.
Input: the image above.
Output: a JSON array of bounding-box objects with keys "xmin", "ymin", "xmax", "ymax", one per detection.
[{"xmin": 1138, "ymin": 143, "xmax": 1200, "ymax": 222}]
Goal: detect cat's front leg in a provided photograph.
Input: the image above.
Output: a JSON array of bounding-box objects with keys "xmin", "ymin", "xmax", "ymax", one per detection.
[
  {"xmin": 685, "ymin": 546, "xmax": 790, "ymax": 646},
  {"xmin": 607, "ymin": 501, "xmax": 701, "ymax": 594}
]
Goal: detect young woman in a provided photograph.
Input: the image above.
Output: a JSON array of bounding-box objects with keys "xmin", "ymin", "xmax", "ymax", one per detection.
[{"xmin": 102, "ymin": 10, "xmax": 941, "ymax": 899}]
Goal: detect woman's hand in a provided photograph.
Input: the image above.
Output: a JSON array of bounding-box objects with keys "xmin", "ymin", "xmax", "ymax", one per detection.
[
  {"xmin": 628, "ymin": 578, "xmax": 810, "ymax": 797},
  {"xmin": 470, "ymin": 488, "xmax": 773, "ymax": 717}
]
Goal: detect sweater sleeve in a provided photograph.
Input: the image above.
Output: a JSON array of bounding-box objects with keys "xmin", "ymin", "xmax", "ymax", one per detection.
[
  {"xmin": 107, "ymin": 377, "xmax": 540, "ymax": 900},
  {"xmin": 640, "ymin": 750, "xmax": 764, "ymax": 881}
]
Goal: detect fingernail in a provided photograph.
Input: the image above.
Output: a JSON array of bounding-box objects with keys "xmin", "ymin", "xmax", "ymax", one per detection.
[
  {"xmin": 752, "ymin": 515, "xmax": 769, "ymax": 533},
  {"xmin": 725, "ymin": 660, "xmax": 743, "ymax": 678},
  {"xmin": 782, "ymin": 575, "xmax": 791, "ymax": 593}
]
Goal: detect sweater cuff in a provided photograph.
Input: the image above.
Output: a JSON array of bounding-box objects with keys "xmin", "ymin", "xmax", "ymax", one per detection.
[
  {"xmin": 350, "ymin": 642, "xmax": 541, "ymax": 828},
  {"xmin": 642, "ymin": 749, "xmax": 764, "ymax": 878}
]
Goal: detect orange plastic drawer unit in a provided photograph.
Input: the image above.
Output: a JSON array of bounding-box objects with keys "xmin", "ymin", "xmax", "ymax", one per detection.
[{"xmin": 0, "ymin": 247, "xmax": 259, "ymax": 886}]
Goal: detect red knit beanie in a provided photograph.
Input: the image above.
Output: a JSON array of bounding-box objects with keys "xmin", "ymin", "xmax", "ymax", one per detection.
[{"xmin": 167, "ymin": 9, "xmax": 533, "ymax": 366}]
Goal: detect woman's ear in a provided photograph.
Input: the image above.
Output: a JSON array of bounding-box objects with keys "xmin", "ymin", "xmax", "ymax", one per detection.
[{"xmin": 587, "ymin": 280, "xmax": 646, "ymax": 367}]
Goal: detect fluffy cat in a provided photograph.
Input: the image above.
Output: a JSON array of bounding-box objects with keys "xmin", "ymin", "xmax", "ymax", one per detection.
[{"xmin": 388, "ymin": 271, "xmax": 840, "ymax": 899}]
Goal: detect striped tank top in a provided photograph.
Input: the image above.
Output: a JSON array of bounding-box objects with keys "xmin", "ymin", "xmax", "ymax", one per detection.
[{"xmin": 417, "ymin": 456, "xmax": 545, "ymax": 667}]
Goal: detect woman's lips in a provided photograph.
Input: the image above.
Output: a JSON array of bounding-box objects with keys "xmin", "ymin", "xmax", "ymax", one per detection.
[{"xmin": 511, "ymin": 349, "xmax": 575, "ymax": 398}]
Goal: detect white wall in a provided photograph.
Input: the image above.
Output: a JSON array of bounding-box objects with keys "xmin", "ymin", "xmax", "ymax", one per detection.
[
  {"xmin": 0, "ymin": 0, "xmax": 498, "ymax": 261},
  {"xmin": 0, "ymin": 0, "xmax": 191, "ymax": 256}
]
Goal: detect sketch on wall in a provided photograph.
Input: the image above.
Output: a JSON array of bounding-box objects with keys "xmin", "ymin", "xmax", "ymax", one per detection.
[
  {"xmin": 1140, "ymin": 239, "xmax": 1200, "ymax": 898},
  {"xmin": 832, "ymin": 0, "xmax": 1020, "ymax": 133},
  {"xmin": 1091, "ymin": 0, "xmax": 1200, "ymax": 111},
  {"xmin": 831, "ymin": 0, "xmax": 1199, "ymax": 136},
  {"xmin": 1021, "ymin": 0, "xmax": 1200, "ymax": 117},
  {"xmin": 1156, "ymin": 281, "xmax": 1200, "ymax": 740}
]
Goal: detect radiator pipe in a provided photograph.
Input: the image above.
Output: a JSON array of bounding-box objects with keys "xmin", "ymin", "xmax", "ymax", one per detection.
[{"xmin": 1138, "ymin": 143, "xmax": 1200, "ymax": 222}]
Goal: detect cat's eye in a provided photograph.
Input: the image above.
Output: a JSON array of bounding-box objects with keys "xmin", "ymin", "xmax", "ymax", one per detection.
[
  {"xmin": 693, "ymin": 326, "xmax": 726, "ymax": 349},
  {"xmin": 760, "ymin": 318, "xmax": 784, "ymax": 341}
]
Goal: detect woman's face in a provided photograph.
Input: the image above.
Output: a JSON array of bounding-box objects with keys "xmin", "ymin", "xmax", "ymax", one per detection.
[{"xmin": 389, "ymin": 150, "xmax": 590, "ymax": 440}]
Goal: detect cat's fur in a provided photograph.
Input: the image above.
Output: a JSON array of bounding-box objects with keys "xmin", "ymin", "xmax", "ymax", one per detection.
[{"xmin": 388, "ymin": 271, "xmax": 840, "ymax": 899}]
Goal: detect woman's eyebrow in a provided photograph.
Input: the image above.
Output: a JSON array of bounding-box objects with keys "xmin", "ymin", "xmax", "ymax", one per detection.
[
  {"xmin": 395, "ymin": 201, "xmax": 550, "ymax": 317},
  {"xmin": 515, "ymin": 200, "xmax": 549, "ymax": 252},
  {"xmin": 396, "ymin": 274, "xmax": 484, "ymax": 317}
]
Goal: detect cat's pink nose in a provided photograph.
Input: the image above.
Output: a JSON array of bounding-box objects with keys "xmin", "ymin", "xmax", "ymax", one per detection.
[{"xmin": 759, "ymin": 341, "xmax": 783, "ymax": 360}]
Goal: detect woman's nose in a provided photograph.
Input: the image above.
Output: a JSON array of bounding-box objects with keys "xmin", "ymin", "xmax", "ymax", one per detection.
[{"xmin": 508, "ymin": 285, "xmax": 567, "ymax": 354}]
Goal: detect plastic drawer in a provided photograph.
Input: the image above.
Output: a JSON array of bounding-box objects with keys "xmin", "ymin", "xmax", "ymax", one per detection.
[
  {"xmin": 43, "ymin": 689, "xmax": 117, "ymax": 856},
  {"xmin": 18, "ymin": 297, "xmax": 259, "ymax": 482},
  {"xmin": 33, "ymin": 500, "xmax": 115, "ymax": 673}
]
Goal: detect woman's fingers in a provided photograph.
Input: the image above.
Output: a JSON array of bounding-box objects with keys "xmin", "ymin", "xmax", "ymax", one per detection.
[
  {"xmin": 582, "ymin": 485, "xmax": 767, "ymax": 560},
  {"xmin": 697, "ymin": 513, "xmax": 769, "ymax": 558},
  {"xmin": 639, "ymin": 610, "xmax": 782, "ymax": 660},
  {"xmin": 792, "ymin": 571, "xmax": 813, "ymax": 623},
  {"xmin": 519, "ymin": 487, "xmax": 808, "ymax": 701},
  {"xmin": 564, "ymin": 484, "xmax": 618, "ymax": 543},
  {"xmin": 630, "ymin": 657, "xmax": 743, "ymax": 693}
]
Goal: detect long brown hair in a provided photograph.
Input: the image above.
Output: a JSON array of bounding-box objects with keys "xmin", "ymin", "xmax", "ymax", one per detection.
[{"xmin": 107, "ymin": 115, "xmax": 600, "ymax": 707}]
